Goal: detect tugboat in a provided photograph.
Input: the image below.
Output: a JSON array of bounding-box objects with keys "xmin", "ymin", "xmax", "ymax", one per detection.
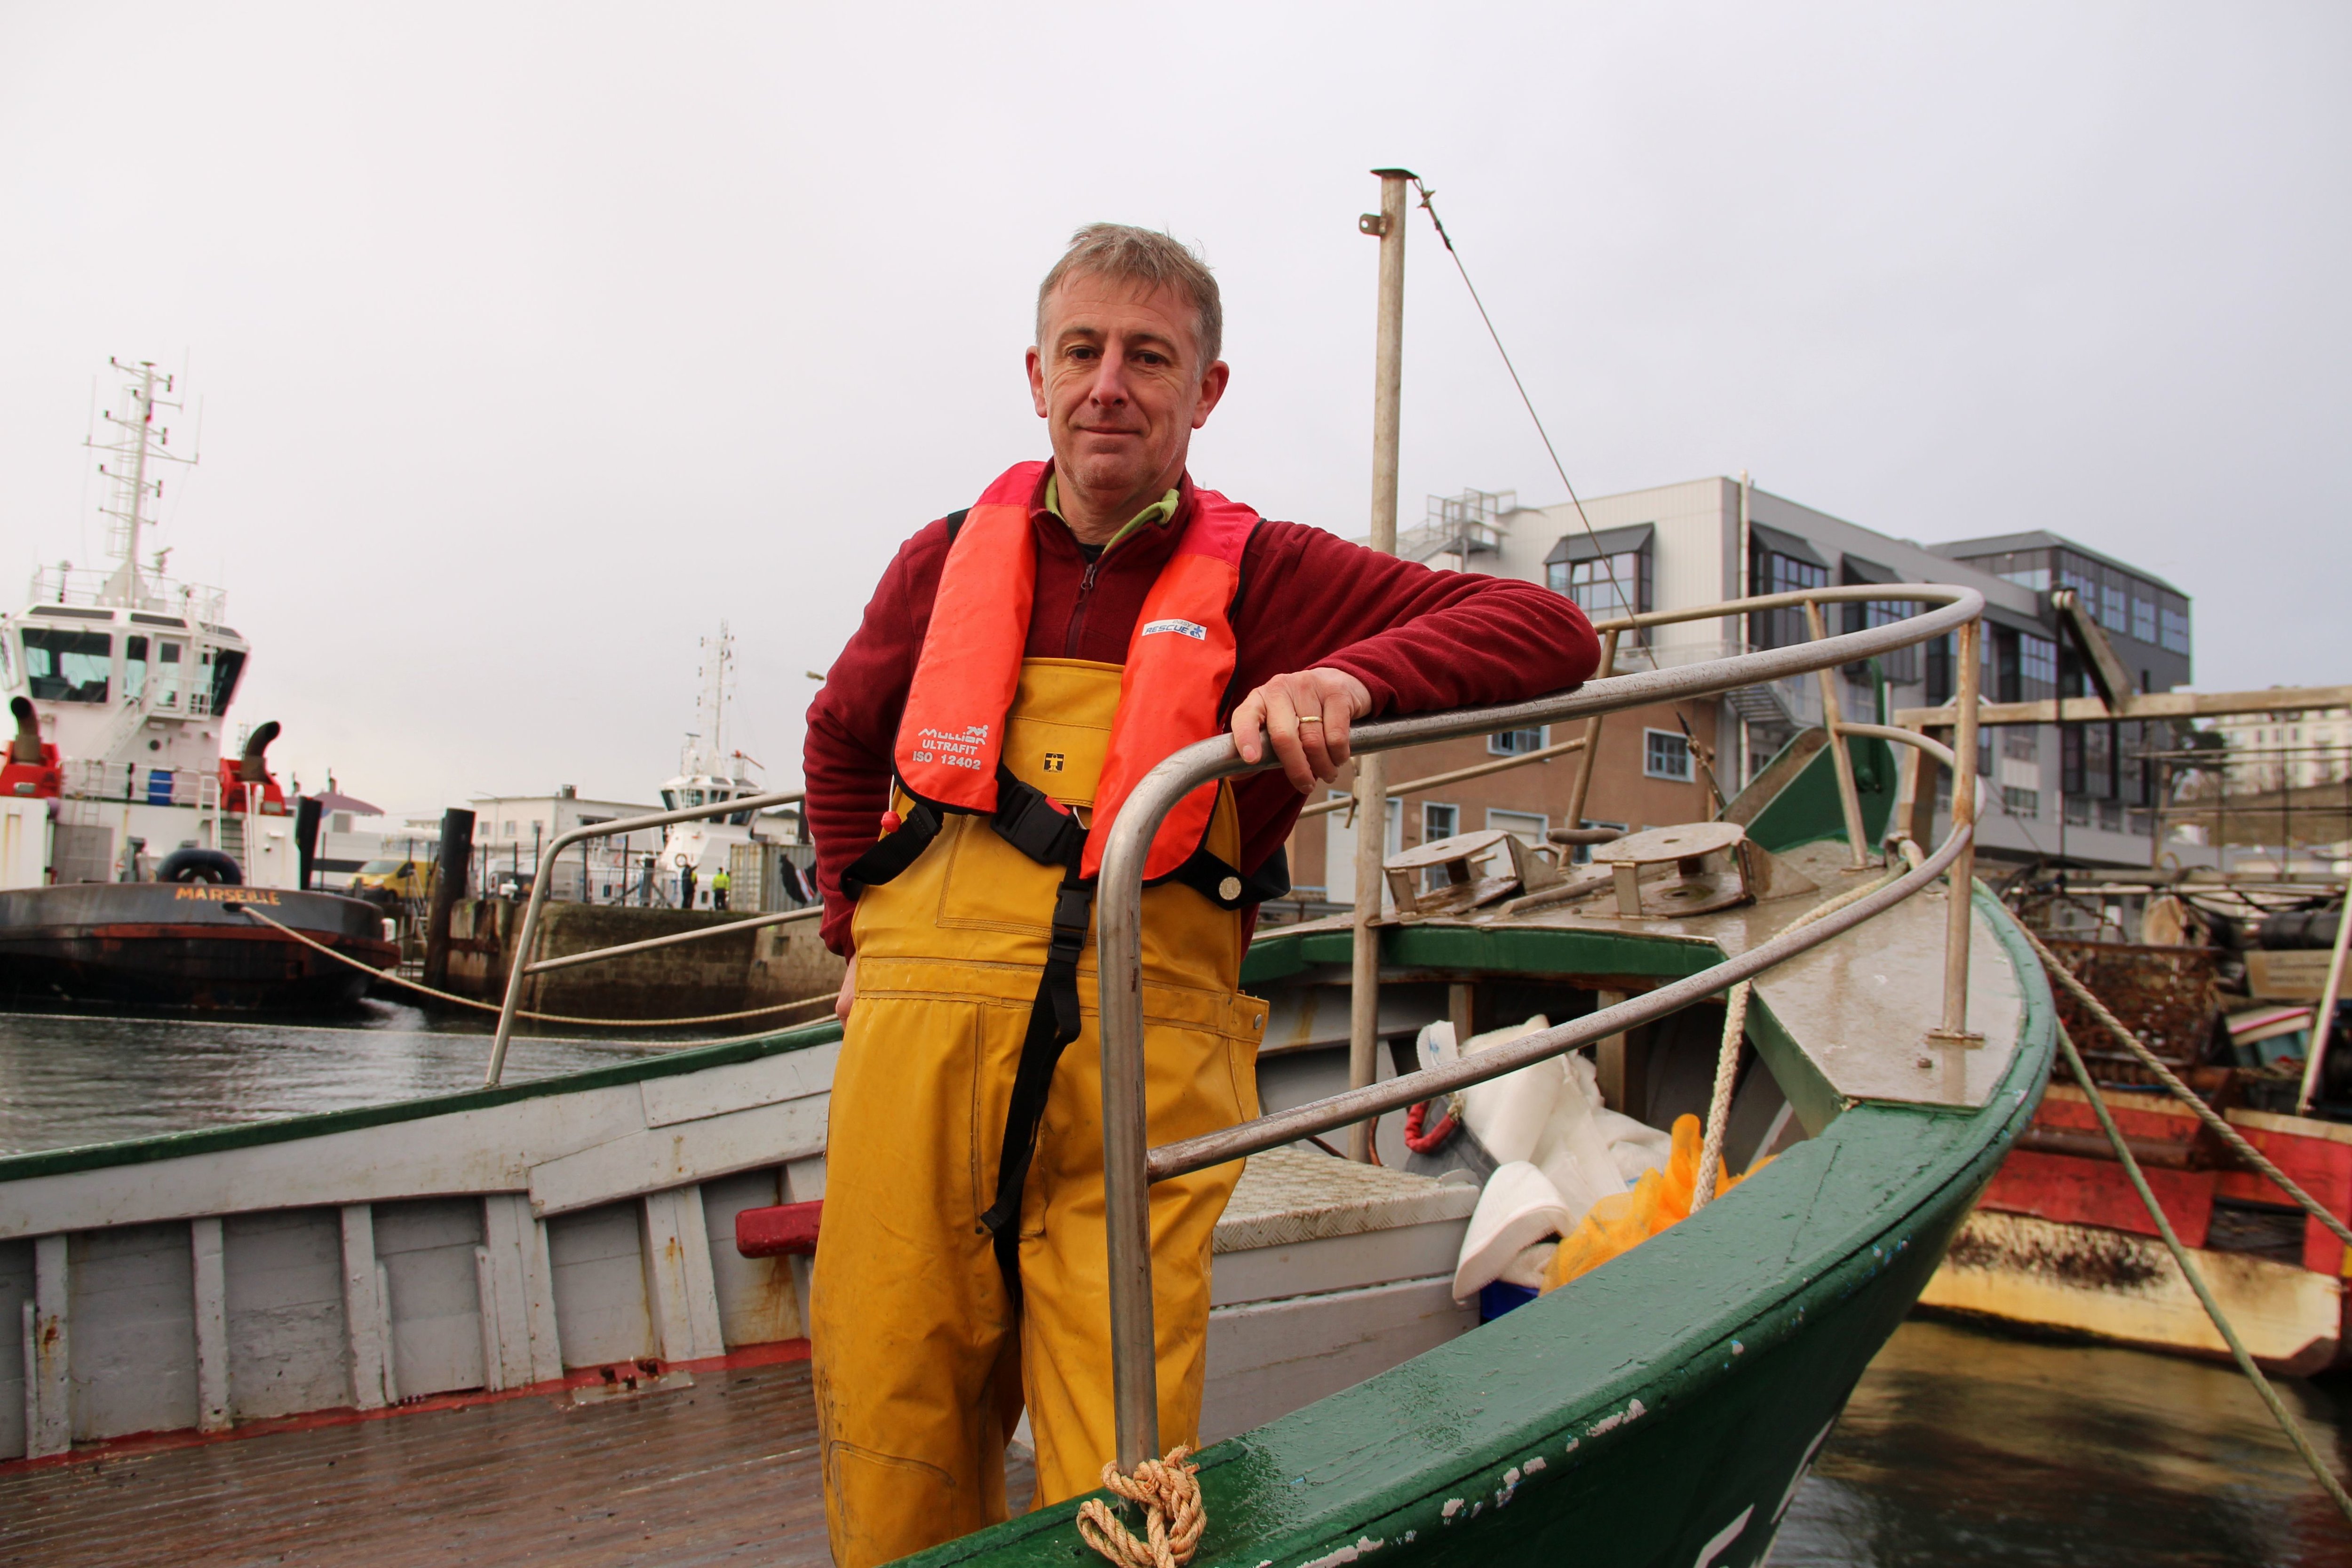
[
  {"xmin": 0, "ymin": 359, "xmax": 396, "ymax": 1011},
  {"xmin": 654, "ymin": 621, "xmax": 802, "ymax": 904}
]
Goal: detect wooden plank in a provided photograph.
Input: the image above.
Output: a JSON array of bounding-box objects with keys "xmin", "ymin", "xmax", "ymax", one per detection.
[
  {"xmin": 338, "ymin": 1205, "xmax": 389, "ymax": 1411},
  {"xmin": 0, "ymin": 1239, "xmax": 28, "ymax": 1458},
  {"xmin": 528, "ymin": 1095, "xmax": 829, "ymax": 1218},
  {"xmin": 66, "ymin": 1222, "xmax": 198, "ymax": 1441},
  {"xmin": 224, "ymin": 1210, "xmax": 349, "ymax": 1421},
  {"xmin": 1896, "ymin": 681, "xmax": 2352, "ymax": 729},
  {"xmin": 1201, "ymin": 1275, "xmax": 1475, "ymax": 1445},
  {"xmin": 478, "ymin": 1196, "xmax": 538, "ymax": 1390},
  {"xmin": 471, "ymin": 1247, "xmax": 504, "ymax": 1393},
  {"xmin": 545, "ymin": 1203, "xmax": 654, "ymax": 1368},
  {"xmin": 1924, "ymin": 1210, "xmax": 2343, "ymax": 1374},
  {"xmin": 640, "ymin": 1187, "xmax": 725, "ymax": 1364},
  {"xmin": 190, "ymin": 1217, "xmax": 230, "ymax": 1433},
  {"xmin": 1976, "ymin": 1148, "xmax": 2217, "ymax": 1246},
  {"xmin": 522, "ymin": 1213, "xmax": 563, "ymax": 1384},
  {"xmin": 30, "ymin": 1234, "xmax": 67, "ymax": 1457},
  {"xmin": 0, "ymin": 1085, "xmax": 649, "ymax": 1242},
  {"xmin": 373, "ymin": 1200, "xmax": 486, "ymax": 1401},
  {"xmin": 637, "ymin": 1044, "xmax": 837, "ymax": 1129},
  {"xmin": 0, "ymin": 1358, "xmax": 854, "ymax": 1568},
  {"xmin": 699, "ymin": 1169, "xmax": 798, "ymax": 1348}
]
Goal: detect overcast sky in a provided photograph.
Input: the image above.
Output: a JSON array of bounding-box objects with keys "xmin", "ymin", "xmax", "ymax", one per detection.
[{"xmin": 4, "ymin": 4, "xmax": 2344, "ymax": 816}]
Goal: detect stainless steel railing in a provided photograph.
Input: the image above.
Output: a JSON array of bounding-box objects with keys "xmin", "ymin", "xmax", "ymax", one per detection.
[
  {"xmin": 484, "ymin": 789, "xmax": 815, "ymax": 1085},
  {"xmin": 1091, "ymin": 583, "xmax": 1987, "ymax": 1465}
]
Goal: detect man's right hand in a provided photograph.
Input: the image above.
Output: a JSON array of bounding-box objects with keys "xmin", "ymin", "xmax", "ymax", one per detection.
[{"xmin": 834, "ymin": 953, "xmax": 858, "ymax": 1022}]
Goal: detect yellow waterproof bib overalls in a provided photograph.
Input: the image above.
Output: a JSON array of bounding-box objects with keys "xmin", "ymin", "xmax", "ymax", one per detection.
[{"xmin": 813, "ymin": 659, "xmax": 1267, "ymax": 1567}]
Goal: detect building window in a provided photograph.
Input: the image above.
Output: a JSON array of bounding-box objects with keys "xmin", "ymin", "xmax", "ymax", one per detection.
[
  {"xmin": 2002, "ymin": 786, "xmax": 2040, "ymax": 819},
  {"xmin": 1544, "ymin": 524, "xmax": 1653, "ymax": 630},
  {"xmin": 1842, "ymin": 556, "xmax": 1920, "ymax": 684},
  {"xmin": 1644, "ymin": 728, "xmax": 1693, "ymax": 781},
  {"xmin": 1548, "ymin": 549, "xmax": 1648, "ymax": 623},
  {"xmin": 1486, "ymin": 808, "xmax": 1549, "ymax": 847},
  {"xmin": 1749, "ymin": 532, "xmax": 1831, "ymax": 650},
  {"xmin": 2131, "ymin": 591, "xmax": 2157, "ymax": 645},
  {"xmin": 1489, "ymin": 726, "xmax": 1549, "ymax": 756},
  {"xmin": 2003, "ymin": 726, "xmax": 2039, "ymax": 762},
  {"xmin": 2160, "ymin": 598, "xmax": 2191, "ymax": 655},
  {"xmin": 2019, "ymin": 633, "xmax": 2058, "ymax": 700},
  {"xmin": 1992, "ymin": 550, "xmax": 2051, "ymax": 592}
]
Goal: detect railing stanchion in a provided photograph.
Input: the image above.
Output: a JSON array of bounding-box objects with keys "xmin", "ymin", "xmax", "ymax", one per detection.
[
  {"xmin": 1804, "ymin": 600, "xmax": 1871, "ymax": 870},
  {"xmin": 1096, "ymin": 752, "xmax": 1172, "ymax": 1469},
  {"xmin": 1937, "ymin": 616, "xmax": 1983, "ymax": 1040},
  {"xmin": 1563, "ymin": 628, "xmax": 1619, "ymax": 840},
  {"xmin": 485, "ymin": 873, "xmax": 556, "ymax": 1086}
]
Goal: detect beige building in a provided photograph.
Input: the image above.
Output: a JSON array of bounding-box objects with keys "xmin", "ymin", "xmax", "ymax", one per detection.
[{"xmin": 1275, "ymin": 478, "xmax": 2205, "ymax": 914}]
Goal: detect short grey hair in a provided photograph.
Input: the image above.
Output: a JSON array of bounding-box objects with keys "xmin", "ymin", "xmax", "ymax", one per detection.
[{"xmin": 1035, "ymin": 223, "xmax": 1223, "ymax": 369}]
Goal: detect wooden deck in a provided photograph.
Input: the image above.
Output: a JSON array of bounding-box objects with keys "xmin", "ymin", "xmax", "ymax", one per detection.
[{"xmin": 0, "ymin": 1359, "xmax": 1018, "ymax": 1567}]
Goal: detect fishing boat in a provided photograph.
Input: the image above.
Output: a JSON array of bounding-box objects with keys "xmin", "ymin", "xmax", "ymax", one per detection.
[
  {"xmin": 1904, "ymin": 649, "xmax": 2352, "ymax": 1374},
  {"xmin": 0, "ymin": 573, "xmax": 2060, "ymax": 1568},
  {"xmin": 0, "ymin": 360, "xmax": 397, "ymax": 1012}
]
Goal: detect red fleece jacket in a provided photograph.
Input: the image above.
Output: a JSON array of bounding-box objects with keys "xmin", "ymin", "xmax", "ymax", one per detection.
[{"xmin": 803, "ymin": 470, "xmax": 1598, "ymax": 956}]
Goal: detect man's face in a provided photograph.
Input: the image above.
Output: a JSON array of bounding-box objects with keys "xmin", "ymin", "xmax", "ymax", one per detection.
[{"xmin": 1027, "ymin": 274, "xmax": 1228, "ymax": 503}]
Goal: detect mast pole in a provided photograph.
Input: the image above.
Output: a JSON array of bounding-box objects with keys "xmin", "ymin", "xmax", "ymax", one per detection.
[
  {"xmin": 1348, "ymin": 168, "xmax": 1413, "ymax": 1160},
  {"xmin": 122, "ymin": 363, "xmax": 155, "ymax": 605}
]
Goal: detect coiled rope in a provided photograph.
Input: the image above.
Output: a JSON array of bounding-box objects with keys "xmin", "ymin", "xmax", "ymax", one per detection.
[
  {"xmin": 1076, "ymin": 1446, "xmax": 1206, "ymax": 1568},
  {"xmin": 1691, "ymin": 843, "xmax": 1922, "ymax": 1210},
  {"xmin": 233, "ymin": 904, "xmax": 832, "ymax": 1029}
]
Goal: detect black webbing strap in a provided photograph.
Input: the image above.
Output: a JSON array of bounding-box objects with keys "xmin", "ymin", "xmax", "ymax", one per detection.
[
  {"xmin": 977, "ymin": 864, "xmax": 1092, "ymax": 1292},
  {"xmin": 1159, "ymin": 843, "xmax": 1292, "ymax": 910},
  {"xmin": 977, "ymin": 767, "xmax": 1095, "ymax": 1292},
  {"xmin": 838, "ymin": 792, "xmax": 945, "ymax": 899}
]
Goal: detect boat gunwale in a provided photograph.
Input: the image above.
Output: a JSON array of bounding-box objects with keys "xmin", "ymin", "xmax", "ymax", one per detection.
[{"xmin": 898, "ymin": 885, "xmax": 2057, "ymax": 1567}]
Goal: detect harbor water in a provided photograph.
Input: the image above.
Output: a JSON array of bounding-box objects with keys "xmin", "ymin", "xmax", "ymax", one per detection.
[
  {"xmin": 0, "ymin": 1004, "xmax": 677, "ymax": 1156},
  {"xmin": 1, "ymin": 1011, "xmax": 2347, "ymax": 1562}
]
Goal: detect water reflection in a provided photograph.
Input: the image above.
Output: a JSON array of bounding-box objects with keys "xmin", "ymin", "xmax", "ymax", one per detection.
[
  {"xmin": 1781, "ymin": 1317, "xmax": 2352, "ymax": 1567},
  {"xmin": 0, "ymin": 1003, "xmax": 683, "ymax": 1155}
]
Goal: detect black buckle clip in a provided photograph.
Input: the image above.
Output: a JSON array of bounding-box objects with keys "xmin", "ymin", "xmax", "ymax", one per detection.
[
  {"xmin": 1047, "ymin": 884, "xmax": 1094, "ymax": 969},
  {"xmin": 995, "ymin": 781, "xmax": 1085, "ymax": 868}
]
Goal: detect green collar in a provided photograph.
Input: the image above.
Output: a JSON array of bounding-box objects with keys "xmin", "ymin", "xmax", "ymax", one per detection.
[{"xmin": 1043, "ymin": 473, "xmax": 1181, "ymax": 552}]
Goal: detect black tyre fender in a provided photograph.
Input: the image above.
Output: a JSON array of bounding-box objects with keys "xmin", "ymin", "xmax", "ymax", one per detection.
[{"xmin": 157, "ymin": 847, "xmax": 244, "ymax": 886}]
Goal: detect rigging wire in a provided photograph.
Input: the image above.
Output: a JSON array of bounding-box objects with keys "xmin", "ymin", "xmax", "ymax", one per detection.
[{"xmin": 1408, "ymin": 179, "xmax": 1718, "ymax": 802}]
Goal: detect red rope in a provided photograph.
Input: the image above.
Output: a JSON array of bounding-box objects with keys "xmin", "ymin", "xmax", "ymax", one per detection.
[{"xmin": 1403, "ymin": 1099, "xmax": 1459, "ymax": 1154}]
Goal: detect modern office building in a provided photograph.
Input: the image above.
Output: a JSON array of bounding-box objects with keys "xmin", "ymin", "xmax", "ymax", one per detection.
[{"xmin": 1280, "ymin": 478, "xmax": 2202, "ymax": 913}]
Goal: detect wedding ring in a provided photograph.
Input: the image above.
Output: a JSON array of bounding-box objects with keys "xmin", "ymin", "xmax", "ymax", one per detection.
[{"xmin": 1295, "ymin": 715, "xmax": 1325, "ymax": 725}]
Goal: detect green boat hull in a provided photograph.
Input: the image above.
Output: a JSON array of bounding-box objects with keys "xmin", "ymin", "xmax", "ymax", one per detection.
[{"xmin": 903, "ymin": 885, "xmax": 2055, "ymax": 1568}]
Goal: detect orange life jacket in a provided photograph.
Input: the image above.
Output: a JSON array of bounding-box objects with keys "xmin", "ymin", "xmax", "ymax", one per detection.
[{"xmin": 888, "ymin": 459, "xmax": 1258, "ymax": 881}]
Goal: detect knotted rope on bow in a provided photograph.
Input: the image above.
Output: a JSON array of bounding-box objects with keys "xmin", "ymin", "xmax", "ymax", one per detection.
[{"xmin": 1075, "ymin": 1446, "xmax": 1205, "ymax": 1568}]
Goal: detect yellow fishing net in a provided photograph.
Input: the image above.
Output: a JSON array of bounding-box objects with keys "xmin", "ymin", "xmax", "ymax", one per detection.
[{"xmin": 1539, "ymin": 1114, "xmax": 1769, "ymax": 1292}]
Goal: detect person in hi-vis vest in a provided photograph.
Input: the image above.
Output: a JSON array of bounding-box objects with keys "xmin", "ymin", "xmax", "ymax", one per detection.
[{"xmin": 803, "ymin": 223, "xmax": 1598, "ymax": 1565}]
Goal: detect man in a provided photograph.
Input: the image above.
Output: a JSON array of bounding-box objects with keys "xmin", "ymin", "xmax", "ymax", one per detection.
[
  {"xmin": 803, "ymin": 223, "xmax": 1596, "ymax": 1565},
  {"xmin": 712, "ymin": 865, "xmax": 731, "ymax": 910}
]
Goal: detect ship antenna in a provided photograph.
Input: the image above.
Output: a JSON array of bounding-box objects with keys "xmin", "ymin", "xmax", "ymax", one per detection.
[{"xmin": 88, "ymin": 358, "xmax": 195, "ymax": 610}]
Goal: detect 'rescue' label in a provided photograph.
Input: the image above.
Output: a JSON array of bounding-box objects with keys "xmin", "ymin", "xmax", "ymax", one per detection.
[{"xmin": 1140, "ymin": 618, "xmax": 1207, "ymax": 641}]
